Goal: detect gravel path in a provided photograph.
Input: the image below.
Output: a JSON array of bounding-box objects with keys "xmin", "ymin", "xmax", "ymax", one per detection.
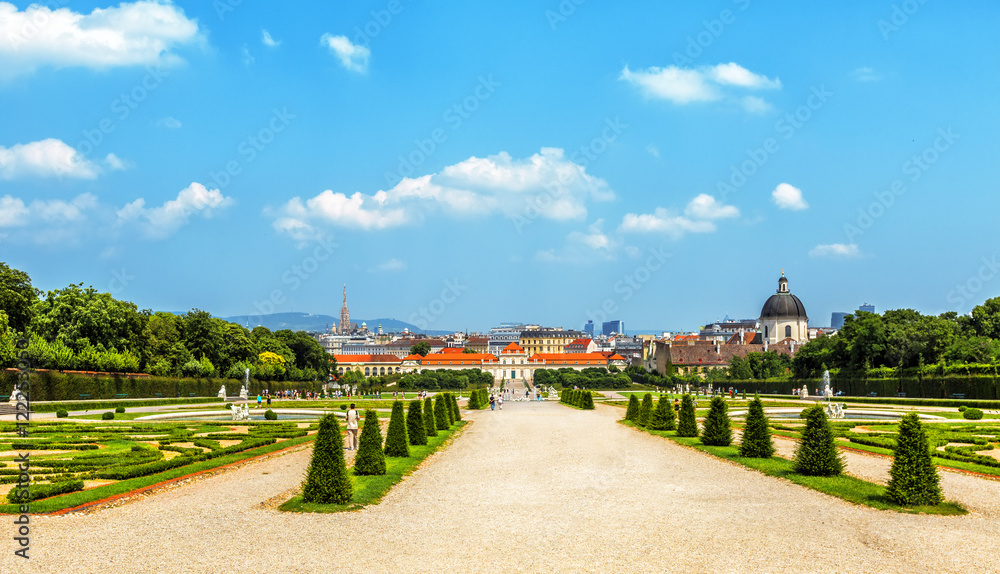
[{"xmin": 5, "ymin": 402, "xmax": 1000, "ymax": 573}]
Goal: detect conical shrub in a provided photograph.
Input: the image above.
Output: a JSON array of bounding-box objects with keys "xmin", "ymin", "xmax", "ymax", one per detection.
[
  {"xmin": 442, "ymin": 393, "xmax": 455, "ymax": 425},
  {"xmin": 663, "ymin": 395, "xmax": 676, "ymax": 431},
  {"xmin": 638, "ymin": 393, "xmax": 654, "ymax": 427},
  {"xmin": 677, "ymin": 394, "xmax": 698, "ymax": 437},
  {"xmin": 406, "ymin": 399, "xmax": 427, "ymax": 446},
  {"xmin": 625, "ymin": 394, "xmax": 640, "ymax": 421},
  {"xmin": 793, "ymin": 405, "xmax": 843, "ymax": 476},
  {"xmin": 468, "ymin": 390, "xmax": 482, "ymax": 410},
  {"xmin": 739, "ymin": 395, "xmax": 774, "ymax": 458},
  {"xmin": 700, "ymin": 396, "xmax": 732, "ymax": 446},
  {"xmin": 887, "ymin": 413, "xmax": 942, "ymax": 506},
  {"xmin": 648, "ymin": 395, "xmax": 671, "ymax": 430},
  {"xmin": 302, "ymin": 414, "xmax": 352, "ymax": 504},
  {"xmin": 424, "ymin": 397, "xmax": 438, "ymax": 437},
  {"xmin": 451, "ymin": 393, "xmax": 462, "ymax": 421},
  {"xmin": 354, "ymin": 409, "xmax": 386, "ymax": 476},
  {"xmin": 581, "ymin": 390, "xmax": 595, "ymax": 410},
  {"xmin": 384, "ymin": 400, "xmax": 409, "ymax": 457},
  {"xmin": 434, "ymin": 395, "xmax": 449, "ymax": 430}
]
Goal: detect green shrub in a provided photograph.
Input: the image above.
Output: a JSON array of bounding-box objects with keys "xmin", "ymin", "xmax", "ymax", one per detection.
[
  {"xmin": 424, "ymin": 397, "xmax": 438, "ymax": 437},
  {"xmin": 793, "ymin": 405, "xmax": 843, "ymax": 476},
  {"xmin": 468, "ymin": 390, "xmax": 482, "ymax": 410},
  {"xmin": 115, "ymin": 406, "xmax": 126, "ymax": 414},
  {"xmin": 5, "ymin": 480, "xmax": 84, "ymax": 504},
  {"xmin": 581, "ymin": 391, "xmax": 595, "ymax": 410},
  {"xmin": 624, "ymin": 394, "xmax": 640, "ymax": 421},
  {"xmin": 101, "ymin": 412, "xmax": 114, "ymax": 420},
  {"xmin": 353, "ymin": 409, "xmax": 386, "ymax": 476},
  {"xmin": 384, "ymin": 401, "xmax": 409, "ymax": 457},
  {"xmin": 442, "ymin": 393, "xmax": 455, "ymax": 426},
  {"xmin": 264, "ymin": 409, "xmax": 278, "ymax": 421},
  {"xmin": 302, "ymin": 414, "xmax": 353, "ymax": 504},
  {"xmin": 739, "ymin": 395, "xmax": 774, "ymax": 458},
  {"xmin": 450, "ymin": 393, "xmax": 462, "ymax": 421},
  {"xmin": 676, "ymin": 394, "xmax": 698, "ymax": 437},
  {"xmin": 958, "ymin": 405, "xmax": 968, "ymax": 412},
  {"xmin": 647, "ymin": 395, "xmax": 671, "ymax": 430},
  {"xmin": 886, "ymin": 413, "xmax": 942, "ymax": 506},
  {"xmin": 340, "ymin": 404, "xmax": 348, "ymax": 410},
  {"xmin": 434, "ymin": 395, "xmax": 449, "ymax": 430},
  {"xmin": 56, "ymin": 409, "xmax": 69, "ymax": 418},
  {"xmin": 406, "ymin": 400, "xmax": 427, "ymax": 446},
  {"xmin": 700, "ymin": 396, "xmax": 732, "ymax": 446},
  {"xmin": 638, "ymin": 393, "xmax": 654, "ymax": 427},
  {"xmin": 963, "ymin": 408, "xmax": 984, "ymax": 420}
]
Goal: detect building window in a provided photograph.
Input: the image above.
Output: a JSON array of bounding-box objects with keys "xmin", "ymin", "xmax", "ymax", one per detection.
[
  {"xmin": 764, "ymin": 326, "xmax": 769, "ymax": 339},
  {"xmin": 380, "ymin": 367, "xmax": 386, "ymax": 375},
  {"xmin": 785, "ymin": 325, "xmax": 792, "ymax": 338},
  {"xmin": 364, "ymin": 367, "xmax": 370, "ymax": 376}
]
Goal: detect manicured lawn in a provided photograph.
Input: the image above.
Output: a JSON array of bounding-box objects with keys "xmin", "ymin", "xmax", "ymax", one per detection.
[
  {"xmin": 621, "ymin": 420, "xmax": 966, "ymax": 516},
  {"xmin": 280, "ymin": 421, "xmax": 467, "ymax": 513}
]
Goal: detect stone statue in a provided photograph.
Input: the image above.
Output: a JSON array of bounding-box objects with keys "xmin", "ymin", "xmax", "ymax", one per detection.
[
  {"xmin": 239, "ymin": 385, "xmax": 249, "ymax": 400},
  {"xmin": 217, "ymin": 385, "xmax": 226, "ymax": 400},
  {"xmin": 231, "ymin": 404, "xmax": 251, "ymax": 421},
  {"xmin": 801, "ymin": 385, "xmax": 808, "ymax": 399},
  {"xmin": 825, "ymin": 402, "xmax": 845, "ymax": 419},
  {"xmin": 8, "ymin": 389, "xmax": 25, "ymax": 405}
]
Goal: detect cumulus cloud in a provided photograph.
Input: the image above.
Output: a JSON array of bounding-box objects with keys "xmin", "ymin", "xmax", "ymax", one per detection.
[
  {"xmin": 369, "ymin": 258, "xmax": 406, "ymax": 273},
  {"xmin": 620, "ymin": 62, "xmax": 781, "ymax": 111},
  {"xmin": 0, "ymin": 1, "xmax": 203, "ymax": 78},
  {"xmin": 270, "ymin": 147, "xmax": 614, "ymax": 238},
  {"xmin": 620, "ymin": 194, "xmax": 738, "ymax": 238},
  {"xmin": 156, "ymin": 116, "xmax": 182, "ymax": 129},
  {"xmin": 117, "ymin": 182, "xmax": 233, "ymax": 239},
  {"xmin": 809, "ymin": 243, "xmax": 861, "ymax": 258},
  {"xmin": 0, "ymin": 193, "xmax": 100, "ymax": 245},
  {"xmin": 851, "ymin": 67, "xmax": 879, "ymax": 82},
  {"xmin": 321, "ymin": 34, "xmax": 369, "ymax": 73},
  {"xmin": 0, "ymin": 138, "xmax": 103, "ymax": 179},
  {"xmin": 262, "ymin": 29, "xmax": 280, "ymax": 48},
  {"xmin": 771, "ymin": 183, "xmax": 808, "ymax": 210}
]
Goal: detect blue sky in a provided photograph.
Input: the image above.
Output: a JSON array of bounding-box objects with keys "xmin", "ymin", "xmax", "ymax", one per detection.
[{"xmin": 1, "ymin": 0, "xmax": 998, "ymax": 333}]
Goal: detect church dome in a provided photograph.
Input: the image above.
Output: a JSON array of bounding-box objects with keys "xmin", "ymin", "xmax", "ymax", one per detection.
[{"xmin": 760, "ymin": 274, "xmax": 808, "ymax": 320}]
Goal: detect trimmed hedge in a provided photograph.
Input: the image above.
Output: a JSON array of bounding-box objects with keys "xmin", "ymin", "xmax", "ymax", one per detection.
[
  {"xmin": 30, "ymin": 397, "xmax": 224, "ymax": 413},
  {"xmin": 6, "ymin": 480, "xmax": 84, "ymax": 504}
]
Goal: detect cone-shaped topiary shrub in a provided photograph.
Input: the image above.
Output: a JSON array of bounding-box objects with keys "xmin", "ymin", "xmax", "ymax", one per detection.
[
  {"xmin": 424, "ymin": 397, "xmax": 438, "ymax": 437},
  {"xmin": 625, "ymin": 394, "xmax": 640, "ymax": 421},
  {"xmin": 445, "ymin": 393, "xmax": 456, "ymax": 425},
  {"xmin": 406, "ymin": 399, "xmax": 427, "ymax": 446},
  {"xmin": 676, "ymin": 394, "xmax": 698, "ymax": 437},
  {"xmin": 353, "ymin": 409, "xmax": 386, "ymax": 476},
  {"xmin": 663, "ymin": 395, "xmax": 677, "ymax": 431},
  {"xmin": 434, "ymin": 395, "xmax": 449, "ymax": 430},
  {"xmin": 793, "ymin": 405, "xmax": 843, "ymax": 476},
  {"xmin": 700, "ymin": 396, "xmax": 732, "ymax": 446},
  {"xmin": 886, "ymin": 413, "xmax": 942, "ymax": 506},
  {"xmin": 581, "ymin": 390, "xmax": 595, "ymax": 410},
  {"xmin": 302, "ymin": 413, "xmax": 353, "ymax": 504},
  {"xmin": 647, "ymin": 395, "xmax": 671, "ymax": 430},
  {"xmin": 450, "ymin": 393, "xmax": 462, "ymax": 421},
  {"xmin": 739, "ymin": 394, "xmax": 774, "ymax": 458},
  {"xmin": 638, "ymin": 393, "xmax": 654, "ymax": 427},
  {"xmin": 468, "ymin": 390, "xmax": 482, "ymax": 410},
  {"xmin": 384, "ymin": 400, "xmax": 409, "ymax": 457}
]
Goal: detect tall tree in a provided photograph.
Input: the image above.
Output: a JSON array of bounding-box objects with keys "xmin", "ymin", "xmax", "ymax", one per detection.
[
  {"xmin": 0, "ymin": 262, "xmax": 37, "ymax": 333},
  {"xmin": 410, "ymin": 341, "xmax": 431, "ymax": 357}
]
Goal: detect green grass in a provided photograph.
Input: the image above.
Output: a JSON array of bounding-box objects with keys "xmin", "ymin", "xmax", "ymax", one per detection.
[
  {"xmin": 621, "ymin": 420, "xmax": 966, "ymax": 516},
  {"xmin": 280, "ymin": 421, "xmax": 467, "ymax": 513}
]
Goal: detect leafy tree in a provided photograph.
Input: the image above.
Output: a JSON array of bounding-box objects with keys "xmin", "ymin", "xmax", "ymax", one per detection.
[
  {"xmin": 406, "ymin": 400, "xmax": 427, "ymax": 446},
  {"xmin": 971, "ymin": 296, "xmax": 1000, "ymax": 340},
  {"xmin": 353, "ymin": 409, "xmax": 386, "ymax": 475},
  {"xmin": 462, "ymin": 347, "xmax": 476, "ymax": 354},
  {"xmin": 677, "ymin": 394, "xmax": 698, "ymax": 437},
  {"xmin": 739, "ymin": 395, "xmax": 774, "ymax": 458},
  {"xmin": 384, "ymin": 401, "xmax": 409, "ymax": 457},
  {"xmin": 728, "ymin": 355, "xmax": 752, "ymax": 380},
  {"xmin": 624, "ymin": 394, "xmax": 640, "ymax": 421},
  {"xmin": 647, "ymin": 395, "xmax": 671, "ymax": 430},
  {"xmin": 0, "ymin": 312, "xmax": 19, "ymax": 368},
  {"xmin": 434, "ymin": 395, "xmax": 449, "ymax": 430},
  {"xmin": 410, "ymin": 341, "xmax": 431, "ymax": 356},
  {"xmin": 638, "ymin": 393, "xmax": 653, "ymax": 427},
  {"xmin": 886, "ymin": 413, "xmax": 942, "ymax": 506},
  {"xmin": 700, "ymin": 396, "xmax": 732, "ymax": 446},
  {"xmin": 793, "ymin": 406, "xmax": 843, "ymax": 476},
  {"xmin": 0, "ymin": 262, "xmax": 37, "ymax": 333},
  {"xmin": 182, "ymin": 309, "xmax": 225, "ymax": 368},
  {"xmin": 30, "ymin": 283, "xmax": 146, "ymax": 353},
  {"xmin": 424, "ymin": 397, "xmax": 438, "ymax": 437},
  {"xmin": 302, "ymin": 414, "xmax": 352, "ymax": 504}
]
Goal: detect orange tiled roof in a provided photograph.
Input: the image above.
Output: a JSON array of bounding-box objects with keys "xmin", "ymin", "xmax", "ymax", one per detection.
[
  {"xmin": 502, "ymin": 342, "xmax": 524, "ymax": 353},
  {"xmin": 567, "ymin": 338, "xmax": 592, "ymax": 346},
  {"xmin": 332, "ymin": 354, "xmax": 402, "ymax": 364},
  {"xmin": 440, "ymin": 347, "xmax": 464, "ymax": 354},
  {"xmin": 528, "ymin": 352, "xmax": 609, "ymax": 365},
  {"xmin": 402, "ymin": 354, "xmax": 424, "ymax": 361},
  {"xmin": 419, "ymin": 353, "xmax": 498, "ymax": 366}
]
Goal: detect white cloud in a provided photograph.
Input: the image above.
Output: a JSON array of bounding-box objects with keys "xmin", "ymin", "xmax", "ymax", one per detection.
[
  {"xmin": 771, "ymin": 183, "xmax": 808, "ymax": 211},
  {"xmin": 321, "ymin": 34, "xmax": 369, "ymax": 73},
  {"xmin": 0, "ymin": 195, "xmax": 28, "ymax": 226},
  {"xmin": 241, "ymin": 44, "xmax": 254, "ymax": 67},
  {"xmin": 104, "ymin": 153, "xmax": 129, "ymax": 171},
  {"xmin": 156, "ymin": 116, "xmax": 182, "ymax": 129},
  {"xmin": 620, "ymin": 194, "xmax": 738, "ymax": 239},
  {"xmin": 809, "ymin": 243, "xmax": 862, "ymax": 258},
  {"xmin": 646, "ymin": 144, "xmax": 660, "ymax": 158},
  {"xmin": 0, "ymin": 1, "xmax": 203, "ymax": 78},
  {"xmin": 369, "ymin": 258, "xmax": 406, "ymax": 273},
  {"xmin": 262, "ymin": 29, "xmax": 280, "ymax": 48},
  {"xmin": 534, "ymin": 220, "xmax": 623, "ymax": 263},
  {"xmin": 851, "ymin": 67, "xmax": 879, "ymax": 82},
  {"xmin": 0, "ymin": 138, "xmax": 102, "ymax": 179},
  {"xmin": 620, "ymin": 62, "xmax": 781, "ymax": 111},
  {"xmin": 271, "ymin": 147, "xmax": 614, "ymax": 235},
  {"xmin": 0, "ymin": 193, "xmax": 99, "ymax": 243},
  {"xmin": 117, "ymin": 182, "xmax": 233, "ymax": 239}
]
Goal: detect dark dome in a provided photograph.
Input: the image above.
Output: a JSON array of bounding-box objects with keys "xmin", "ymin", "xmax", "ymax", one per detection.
[{"xmin": 760, "ymin": 274, "xmax": 808, "ymax": 320}]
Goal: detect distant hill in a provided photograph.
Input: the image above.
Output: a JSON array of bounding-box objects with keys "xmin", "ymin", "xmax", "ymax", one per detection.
[{"xmin": 222, "ymin": 312, "xmax": 453, "ymax": 336}]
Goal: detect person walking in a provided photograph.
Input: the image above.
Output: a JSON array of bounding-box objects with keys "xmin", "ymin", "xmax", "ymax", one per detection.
[
  {"xmin": 346, "ymin": 403, "xmax": 360, "ymax": 450},
  {"xmin": 266, "ymin": 393, "xmax": 271, "ymax": 408},
  {"xmin": 498, "ymin": 395, "xmax": 504, "ymax": 410},
  {"xmin": 256, "ymin": 394, "xmax": 262, "ymax": 409},
  {"xmin": 489, "ymin": 394, "xmax": 496, "ymax": 411}
]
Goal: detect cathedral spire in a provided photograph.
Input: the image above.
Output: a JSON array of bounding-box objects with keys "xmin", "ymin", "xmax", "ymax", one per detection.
[{"xmin": 339, "ymin": 284, "xmax": 350, "ymax": 334}]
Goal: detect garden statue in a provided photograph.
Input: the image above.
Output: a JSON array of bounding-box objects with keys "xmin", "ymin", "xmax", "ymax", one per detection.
[
  {"xmin": 239, "ymin": 385, "xmax": 249, "ymax": 400},
  {"xmin": 231, "ymin": 404, "xmax": 251, "ymax": 421},
  {"xmin": 825, "ymin": 402, "xmax": 845, "ymax": 419},
  {"xmin": 217, "ymin": 385, "xmax": 226, "ymax": 400},
  {"xmin": 801, "ymin": 385, "xmax": 808, "ymax": 399},
  {"xmin": 8, "ymin": 389, "xmax": 25, "ymax": 405}
]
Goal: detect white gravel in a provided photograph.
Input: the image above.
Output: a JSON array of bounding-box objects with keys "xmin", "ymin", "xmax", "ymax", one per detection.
[{"xmin": 3, "ymin": 401, "xmax": 1000, "ymax": 573}]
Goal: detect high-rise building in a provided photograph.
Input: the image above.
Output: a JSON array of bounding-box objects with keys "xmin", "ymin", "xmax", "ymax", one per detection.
[
  {"xmin": 859, "ymin": 303, "xmax": 876, "ymax": 314},
  {"xmin": 831, "ymin": 312, "xmax": 848, "ymax": 329},
  {"xmin": 602, "ymin": 320, "xmax": 624, "ymax": 336},
  {"xmin": 339, "ymin": 284, "xmax": 351, "ymax": 334},
  {"xmin": 584, "ymin": 320, "xmax": 594, "ymax": 336}
]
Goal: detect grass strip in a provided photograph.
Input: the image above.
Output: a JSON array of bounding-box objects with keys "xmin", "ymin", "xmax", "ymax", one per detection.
[
  {"xmin": 620, "ymin": 420, "xmax": 966, "ymax": 516},
  {"xmin": 30, "ymin": 397, "xmax": 224, "ymax": 413},
  {"xmin": 280, "ymin": 421, "xmax": 467, "ymax": 513},
  {"xmin": 0, "ymin": 433, "xmax": 316, "ymax": 514}
]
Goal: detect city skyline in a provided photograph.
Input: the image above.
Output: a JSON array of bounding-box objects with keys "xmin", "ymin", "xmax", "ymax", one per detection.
[{"xmin": 2, "ymin": 2, "xmax": 998, "ymax": 332}]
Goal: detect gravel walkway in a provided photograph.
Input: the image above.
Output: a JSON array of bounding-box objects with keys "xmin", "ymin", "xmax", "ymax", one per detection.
[{"xmin": 5, "ymin": 402, "xmax": 1000, "ymax": 573}]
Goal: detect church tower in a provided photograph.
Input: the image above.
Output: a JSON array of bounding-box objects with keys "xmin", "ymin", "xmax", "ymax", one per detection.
[{"xmin": 339, "ymin": 284, "xmax": 350, "ymax": 334}]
